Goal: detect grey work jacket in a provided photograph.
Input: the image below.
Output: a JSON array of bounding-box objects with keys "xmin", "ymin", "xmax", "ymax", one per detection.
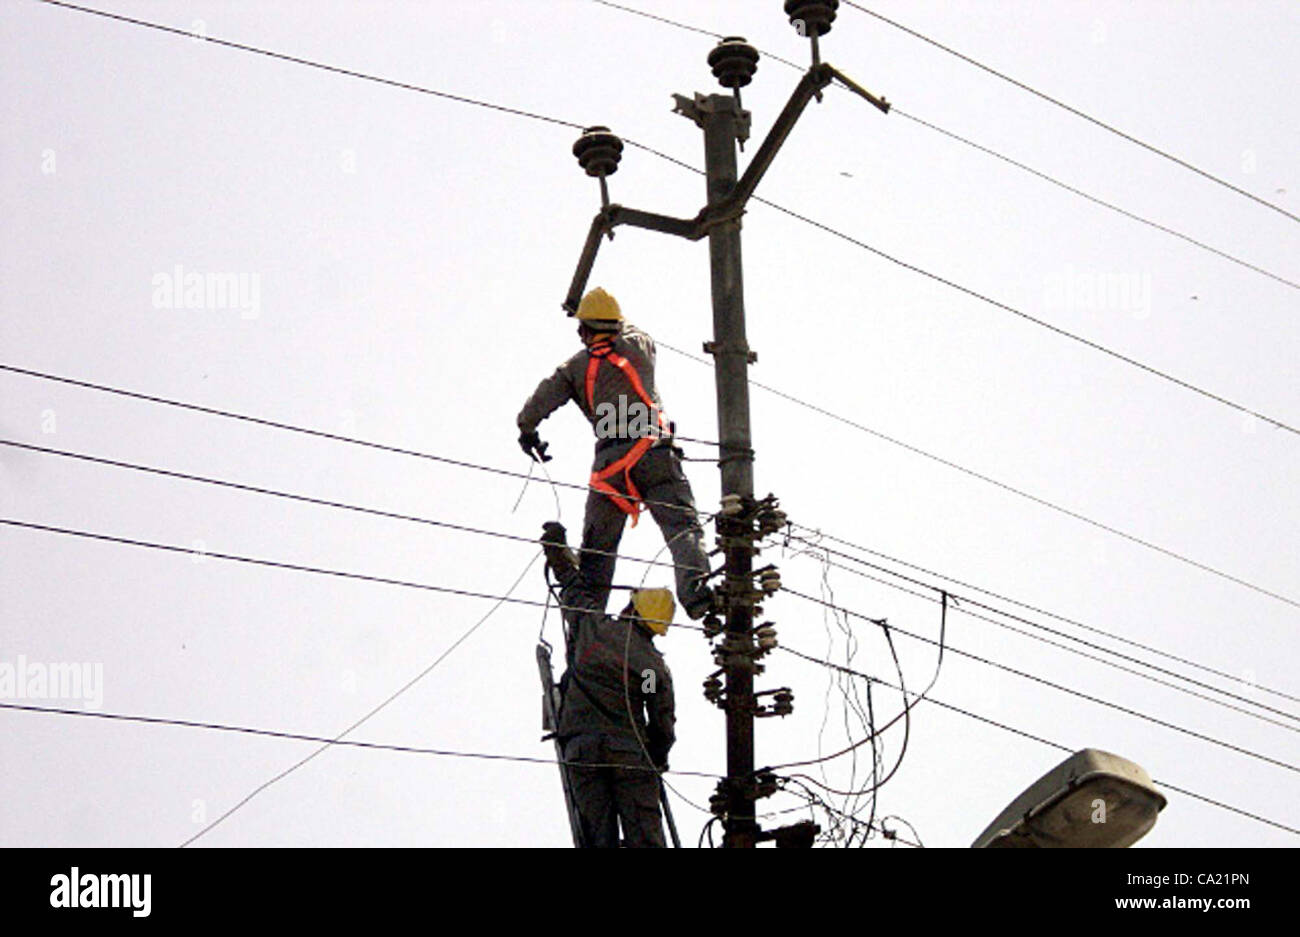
[
  {"xmin": 555, "ymin": 580, "xmax": 676, "ymax": 765},
  {"xmin": 516, "ymin": 324, "xmax": 670, "ymax": 468}
]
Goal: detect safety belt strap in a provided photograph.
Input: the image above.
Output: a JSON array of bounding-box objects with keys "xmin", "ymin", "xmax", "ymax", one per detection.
[{"xmin": 584, "ymin": 341, "xmax": 670, "ymax": 526}]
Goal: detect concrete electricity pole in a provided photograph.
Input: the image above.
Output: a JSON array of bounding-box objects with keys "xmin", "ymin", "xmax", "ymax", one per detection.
[{"xmin": 562, "ymin": 0, "xmax": 889, "ymax": 847}]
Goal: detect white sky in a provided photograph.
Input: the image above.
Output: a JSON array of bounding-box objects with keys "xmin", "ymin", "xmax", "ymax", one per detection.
[{"xmin": 2, "ymin": 0, "xmax": 1297, "ymax": 847}]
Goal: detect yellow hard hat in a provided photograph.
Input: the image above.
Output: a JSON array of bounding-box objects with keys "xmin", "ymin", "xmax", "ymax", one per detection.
[
  {"xmin": 631, "ymin": 587, "xmax": 674, "ymax": 636},
  {"xmin": 576, "ymin": 287, "xmax": 623, "ymax": 329}
]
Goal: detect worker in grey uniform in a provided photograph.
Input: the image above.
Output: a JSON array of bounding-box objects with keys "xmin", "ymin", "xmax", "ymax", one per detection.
[
  {"xmin": 518, "ymin": 286, "xmax": 714, "ymax": 619},
  {"xmin": 542, "ymin": 522, "xmax": 675, "ymax": 848}
]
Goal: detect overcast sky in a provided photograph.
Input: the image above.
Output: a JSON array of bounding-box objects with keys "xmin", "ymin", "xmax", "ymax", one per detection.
[{"xmin": 2, "ymin": 0, "xmax": 1297, "ymax": 847}]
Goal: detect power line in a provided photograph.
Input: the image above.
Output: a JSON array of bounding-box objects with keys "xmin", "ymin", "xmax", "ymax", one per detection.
[
  {"xmin": 815, "ymin": 551, "xmax": 1300, "ymax": 733},
  {"xmin": 29, "ymin": 0, "xmax": 1299, "ymax": 843},
  {"xmin": 4, "ymin": 520, "xmax": 1289, "ymax": 836},
  {"xmin": 0, "ymin": 699, "xmax": 719, "ymax": 781},
  {"xmin": 181, "ymin": 550, "xmax": 543, "ymax": 847},
  {"xmin": 597, "ymin": 0, "xmax": 1300, "ymax": 292},
  {"xmin": 38, "ymin": 0, "xmax": 583, "ymax": 131},
  {"xmin": 892, "ymin": 110, "xmax": 1300, "ymax": 292},
  {"xmin": 0, "ymin": 438, "xmax": 694, "ymax": 575},
  {"xmin": 776, "ymin": 647, "xmax": 1300, "ymax": 836},
  {"xmin": 782, "ymin": 586, "xmax": 1300, "ymax": 776},
  {"xmin": 843, "ymin": 1, "xmax": 1300, "ymax": 226},
  {"xmin": 773, "ymin": 590, "xmax": 944, "ymax": 781},
  {"xmin": 783, "ymin": 531, "xmax": 1300, "ymax": 728},
  {"xmin": 0, "ymin": 364, "xmax": 714, "ymax": 523},
  {"xmin": 0, "ymin": 518, "xmax": 703, "ymax": 635},
  {"xmin": 791, "ymin": 525, "xmax": 1300, "ymax": 705},
  {"xmin": 659, "ymin": 343, "xmax": 1300, "ymax": 610},
  {"xmin": 13, "ymin": 390, "xmax": 1294, "ymax": 791},
  {"xmin": 743, "ymin": 193, "xmax": 1300, "ymax": 436},
  {"xmin": 778, "ymin": 776, "xmax": 924, "ymax": 847},
  {"xmin": 9, "ymin": 351, "xmax": 1296, "ymax": 614},
  {"xmin": 806, "ymin": 550, "xmax": 1300, "ymax": 734},
  {"xmin": 38, "ymin": 1, "xmax": 1300, "ymax": 435}
]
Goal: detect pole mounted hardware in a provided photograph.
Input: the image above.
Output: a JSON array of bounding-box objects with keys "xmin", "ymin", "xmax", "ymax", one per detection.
[
  {"xmin": 706, "ymin": 36, "xmax": 760, "ymax": 147},
  {"xmin": 572, "ymin": 124, "xmax": 623, "ymax": 212},
  {"xmin": 560, "ymin": 10, "xmax": 887, "ymax": 316},
  {"xmin": 559, "ymin": 2, "xmax": 890, "ymax": 847},
  {"xmin": 759, "ymin": 819, "xmax": 820, "ymax": 848}
]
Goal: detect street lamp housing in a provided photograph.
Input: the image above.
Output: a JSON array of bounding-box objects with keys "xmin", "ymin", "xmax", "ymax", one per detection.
[{"xmin": 973, "ymin": 748, "xmax": 1167, "ymax": 848}]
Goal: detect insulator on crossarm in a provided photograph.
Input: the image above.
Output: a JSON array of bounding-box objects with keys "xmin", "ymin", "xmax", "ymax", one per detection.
[
  {"xmin": 784, "ymin": 0, "xmax": 838, "ymax": 37},
  {"xmin": 709, "ymin": 788, "xmax": 729, "ymax": 817},
  {"xmin": 773, "ymin": 688, "xmax": 794, "ymax": 716},
  {"xmin": 572, "ymin": 125, "xmax": 623, "ymax": 178},
  {"xmin": 707, "ymin": 36, "xmax": 759, "ymax": 90},
  {"xmin": 719, "ymin": 493, "xmax": 743, "ymax": 517},
  {"xmin": 703, "ymin": 673, "xmax": 723, "ymax": 704},
  {"xmin": 758, "ymin": 508, "xmax": 788, "ymax": 537}
]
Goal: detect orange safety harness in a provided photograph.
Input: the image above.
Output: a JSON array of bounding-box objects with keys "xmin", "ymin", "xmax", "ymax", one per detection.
[{"xmin": 584, "ymin": 340, "xmax": 671, "ymax": 526}]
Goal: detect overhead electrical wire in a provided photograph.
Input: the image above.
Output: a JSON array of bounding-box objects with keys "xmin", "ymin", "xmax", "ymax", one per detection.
[
  {"xmin": 812, "ymin": 551, "xmax": 1300, "ymax": 734},
  {"xmin": 777, "ymin": 775, "xmax": 924, "ymax": 847},
  {"xmin": 33, "ymin": 434, "xmax": 1276, "ymax": 828},
  {"xmin": 34, "ymin": 0, "xmax": 1300, "ymax": 438},
  {"xmin": 776, "ymin": 648, "xmax": 1300, "ymax": 836},
  {"xmin": 6, "ymin": 354, "xmax": 1297, "ymax": 613},
  {"xmin": 781, "ymin": 532, "xmax": 1300, "ymax": 729},
  {"xmin": 791, "ymin": 525, "xmax": 1300, "ymax": 705},
  {"xmin": 22, "ymin": 0, "xmax": 1299, "ymax": 844},
  {"xmin": 181, "ymin": 550, "xmax": 543, "ymax": 847},
  {"xmin": 3, "ymin": 522, "xmax": 1292, "ymax": 837},
  {"xmin": 6, "ymin": 387, "xmax": 1293, "ymax": 738},
  {"xmin": 890, "ymin": 110, "xmax": 1300, "ymax": 292},
  {"xmin": 783, "ymin": 585, "xmax": 1300, "ymax": 776},
  {"xmin": 38, "ymin": 0, "xmax": 585, "ymax": 131},
  {"xmin": 0, "ymin": 365, "xmax": 716, "ymax": 525},
  {"xmin": 737, "ymin": 195, "xmax": 1300, "ymax": 437},
  {"xmin": 658, "ymin": 343, "xmax": 1300, "ymax": 611},
  {"xmin": 595, "ymin": 0, "xmax": 1300, "ymax": 292},
  {"xmin": 0, "ymin": 517, "xmax": 707, "ymax": 636},
  {"xmin": 843, "ymin": 1, "xmax": 1300, "ymax": 226},
  {"xmin": 0, "ymin": 437, "xmax": 692, "ymax": 576},
  {"xmin": 773, "ymin": 591, "xmax": 947, "ymax": 785},
  {"xmin": 8, "ymin": 398, "xmax": 1287, "ymax": 727},
  {"xmin": 4, "ymin": 370, "xmax": 1294, "ymax": 832},
  {"xmin": 0, "ymin": 699, "xmax": 721, "ymax": 782}
]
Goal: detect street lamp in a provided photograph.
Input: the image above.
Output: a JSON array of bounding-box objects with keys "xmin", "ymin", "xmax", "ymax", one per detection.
[{"xmin": 973, "ymin": 749, "xmax": 1167, "ymax": 848}]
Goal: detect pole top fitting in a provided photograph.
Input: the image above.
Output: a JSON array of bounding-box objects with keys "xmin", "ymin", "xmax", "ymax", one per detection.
[
  {"xmin": 572, "ymin": 125, "xmax": 623, "ymax": 178},
  {"xmin": 707, "ymin": 36, "xmax": 759, "ymax": 90},
  {"xmin": 784, "ymin": 0, "xmax": 838, "ymax": 37}
]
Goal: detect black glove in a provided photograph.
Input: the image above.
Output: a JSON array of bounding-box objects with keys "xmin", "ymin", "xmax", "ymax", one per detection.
[
  {"xmin": 541, "ymin": 522, "xmax": 577, "ymax": 581},
  {"xmin": 540, "ymin": 521, "xmax": 568, "ymax": 546},
  {"xmin": 518, "ymin": 429, "xmax": 551, "ymax": 463}
]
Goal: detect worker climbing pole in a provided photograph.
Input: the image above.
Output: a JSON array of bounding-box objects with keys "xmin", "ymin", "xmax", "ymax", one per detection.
[
  {"xmin": 550, "ymin": 0, "xmax": 889, "ymax": 847},
  {"xmin": 535, "ymin": 521, "xmax": 681, "ymax": 848},
  {"xmin": 516, "ymin": 283, "xmax": 715, "ymax": 619}
]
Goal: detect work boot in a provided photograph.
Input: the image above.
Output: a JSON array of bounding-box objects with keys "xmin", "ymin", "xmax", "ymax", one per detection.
[
  {"xmin": 684, "ymin": 584, "xmax": 718, "ymax": 621},
  {"xmin": 540, "ymin": 522, "xmax": 578, "ymax": 580}
]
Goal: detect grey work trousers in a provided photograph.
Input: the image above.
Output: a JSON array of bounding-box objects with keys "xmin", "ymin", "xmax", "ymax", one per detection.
[
  {"xmin": 579, "ymin": 443, "xmax": 710, "ymax": 615},
  {"xmin": 563, "ymin": 734, "xmax": 665, "ymax": 848}
]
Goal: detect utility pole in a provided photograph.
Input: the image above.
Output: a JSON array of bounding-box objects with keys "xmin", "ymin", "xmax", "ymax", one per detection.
[{"xmin": 562, "ymin": 0, "xmax": 889, "ymax": 847}]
